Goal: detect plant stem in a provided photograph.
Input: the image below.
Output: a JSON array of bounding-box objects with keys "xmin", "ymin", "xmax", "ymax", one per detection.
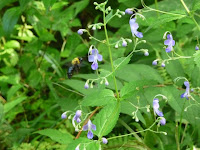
[
  {"xmin": 175, "ymin": 122, "xmax": 180, "ymax": 150},
  {"xmin": 103, "ymin": 9, "xmax": 120, "ymax": 100},
  {"xmin": 180, "ymin": 0, "xmax": 200, "ymax": 32}
]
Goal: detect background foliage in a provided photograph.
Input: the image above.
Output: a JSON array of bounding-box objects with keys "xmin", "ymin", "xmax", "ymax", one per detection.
[{"xmin": 0, "ymin": 0, "xmax": 200, "ymax": 149}]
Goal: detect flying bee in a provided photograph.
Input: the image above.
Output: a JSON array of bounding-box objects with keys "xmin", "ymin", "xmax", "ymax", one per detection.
[{"xmin": 67, "ymin": 57, "xmax": 83, "ymax": 79}]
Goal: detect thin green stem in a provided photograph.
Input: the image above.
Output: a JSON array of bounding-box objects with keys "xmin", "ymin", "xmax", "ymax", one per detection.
[
  {"xmin": 155, "ymin": 0, "xmax": 159, "ymax": 17},
  {"xmin": 103, "ymin": 9, "xmax": 120, "ymax": 100},
  {"xmin": 180, "ymin": 0, "xmax": 200, "ymax": 32}
]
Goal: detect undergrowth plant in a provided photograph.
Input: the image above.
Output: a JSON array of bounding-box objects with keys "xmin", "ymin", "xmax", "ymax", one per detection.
[{"xmin": 1, "ymin": 0, "xmax": 200, "ymax": 150}]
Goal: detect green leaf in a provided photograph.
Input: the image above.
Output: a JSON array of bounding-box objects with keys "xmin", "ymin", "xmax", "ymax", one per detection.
[
  {"xmin": 34, "ymin": 129, "xmax": 73, "ymax": 144},
  {"xmin": 82, "ymin": 89, "xmax": 115, "ymax": 106},
  {"xmin": 2, "ymin": 7, "xmax": 21, "ymax": 36},
  {"xmin": 66, "ymin": 138, "xmax": 92, "ymax": 150},
  {"xmin": 93, "ymin": 101, "xmax": 120, "ymax": 137},
  {"xmin": 4, "ymin": 40, "xmax": 20, "ymax": 49},
  {"xmin": 0, "ymin": 0, "xmax": 17, "ymax": 10},
  {"xmin": 7, "ymin": 84, "xmax": 23, "ymax": 101},
  {"xmin": 113, "ymin": 56, "xmax": 131, "ymax": 71},
  {"xmin": 116, "ymin": 64, "xmax": 164, "ymax": 83},
  {"xmin": 4, "ymin": 96, "xmax": 27, "ymax": 113},
  {"xmin": 71, "ymin": 0, "xmax": 89, "ymax": 16},
  {"xmin": 42, "ymin": 0, "xmax": 56, "ymax": 9},
  {"xmin": 120, "ymin": 80, "xmax": 157, "ymax": 99},
  {"xmin": 3, "ymin": 49, "xmax": 19, "ymax": 66},
  {"xmin": 194, "ymin": 50, "xmax": 200, "ymax": 70},
  {"xmin": 19, "ymin": 0, "xmax": 33, "ymax": 10},
  {"xmin": 105, "ymin": 10, "xmax": 113, "ymax": 23},
  {"xmin": 0, "ymin": 103, "xmax": 4, "ymax": 124},
  {"xmin": 0, "ymin": 74, "xmax": 20, "ymax": 85}
]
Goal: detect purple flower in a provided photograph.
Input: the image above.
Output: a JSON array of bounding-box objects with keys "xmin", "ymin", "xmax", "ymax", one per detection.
[
  {"xmin": 144, "ymin": 51, "xmax": 149, "ymax": 56},
  {"xmin": 160, "ymin": 117, "xmax": 166, "ymax": 125},
  {"xmin": 61, "ymin": 112, "xmax": 67, "ymax": 119},
  {"xmin": 195, "ymin": 45, "xmax": 199, "ymax": 50},
  {"xmin": 83, "ymin": 120, "xmax": 96, "ymax": 139},
  {"xmin": 105, "ymin": 80, "xmax": 109, "ymax": 86},
  {"xmin": 125, "ymin": 8, "xmax": 133, "ymax": 15},
  {"xmin": 152, "ymin": 60, "xmax": 158, "ymax": 66},
  {"xmin": 84, "ymin": 82, "xmax": 89, "ymax": 89},
  {"xmin": 164, "ymin": 34, "xmax": 175, "ymax": 52},
  {"xmin": 88, "ymin": 49, "xmax": 103, "ymax": 70},
  {"xmin": 73, "ymin": 110, "xmax": 82, "ymax": 123},
  {"xmin": 129, "ymin": 18, "xmax": 143, "ymax": 38},
  {"xmin": 181, "ymin": 81, "xmax": 190, "ymax": 100},
  {"xmin": 102, "ymin": 137, "xmax": 108, "ymax": 144},
  {"xmin": 77, "ymin": 29, "xmax": 84, "ymax": 35},
  {"xmin": 153, "ymin": 98, "xmax": 163, "ymax": 117}
]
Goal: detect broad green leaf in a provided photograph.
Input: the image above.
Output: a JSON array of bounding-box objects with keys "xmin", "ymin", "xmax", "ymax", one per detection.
[
  {"xmin": 4, "ymin": 96, "xmax": 27, "ymax": 113},
  {"xmin": 93, "ymin": 101, "xmax": 120, "ymax": 137},
  {"xmin": 2, "ymin": 7, "xmax": 21, "ymax": 36},
  {"xmin": 42, "ymin": 0, "xmax": 56, "ymax": 9},
  {"xmin": 116, "ymin": 64, "xmax": 164, "ymax": 83},
  {"xmin": 3, "ymin": 49, "xmax": 19, "ymax": 66},
  {"xmin": 82, "ymin": 89, "xmax": 115, "ymax": 106},
  {"xmin": 113, "ymin": 56, "xmax": 131, "ymax": 71},
  {"xmin": 4, "ymin": 40, "xmax": 20, "ymax": 49},
  {"xmin": 34, "ymin": 129, "xmax": 73, "ymax": 144},
  {"xmin": 194, "ymin": 50, "xmax": 200, "ymax": 70},
  {"xmin": 28, "ymin": 70, "xmax": 42, "ymax": 88},
  {"xmin": 0, "ymin": 0, "xmax": 17, "ymax": 10},
  {"xmin": 19, "ymin": 0, "xmax": 33, "ymax": 10},
  {"xmin": 120, "ymin": 80, "xmax": 158, "ymax": 99},
  {"xmin": 71, "ymin": 0, "xmax": 89, "ymax": 16}
]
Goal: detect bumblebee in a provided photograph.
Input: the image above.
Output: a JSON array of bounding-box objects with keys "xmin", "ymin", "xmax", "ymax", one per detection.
[{"xmin": 67, "ymin": 57, "xmax": 83, "ymax": 79}]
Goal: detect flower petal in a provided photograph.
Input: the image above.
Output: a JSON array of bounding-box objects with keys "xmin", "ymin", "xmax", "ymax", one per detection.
[
  {"xmin": 91, "ymin": 124, "xmax": 96, "ymax": 131},
  {"xmin": 166, "ymin": 46, "xmax": 172, "ymax": 52},
  {"xmin": 172, "ymin": 40, "xmax": 175, "ymax": 46},
  {"xmin": 91, "ymin": 49, "xmax": 98, "ymax": 55},
  {"xmin": 155, "ymin": 109, "xmax": 164, "ymax": 117},
  {"xmin": 164, "ymin": 39, "xmax": 170, "ymax": 45},
  {"xmin": 160, "ymin": 117, "xmax": 166, "ymax": 125},
  {"xmin": 135, "ymin": 31, "xmax": 143, "ymax": 38},
  {"xmin": 97, "ymin": 54, "xmax": 102, "ymax": 61},
  {"xmin": 129, "ymin": 18, "xmax": 136, "ymax": 24},
  {"xmin": 83, "ymin": 124, "xmax": 88, "ymax": 131},
  {"xmin": 91, "ymin": 62, "xmax": 98, "ymax": 70},
  {"xmin": 88, "ymin": 55, "xmax": 94, "ymax": 62},
  {"xmin": 87, "ymin": 130, "xmax": 93, "ymax": 139}
]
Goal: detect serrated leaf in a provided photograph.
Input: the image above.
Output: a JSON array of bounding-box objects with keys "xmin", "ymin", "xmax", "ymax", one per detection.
[
  {"xmin": 34, "ymin": 129, "xmax": 73, "ymax": 144},
  {"xmin": 113, "ymin": 56, "xmax": 131, "ymax": 71},
  {"xmin": 4, "ymin": 96, "xmax": 27, "ymax": 113},
  {"xmin": 120, "ymin": 80, "xmax": 157, "ymax": 99},
  {"xmin": 82, "ymin": 89, "xmax": 115, "ymax": 106},
  {"xmin": 93, "ymin": 101, "xmax": 120, "ymax": 137},
  {"xmin": 194, "ymin": 50, "xmax": 200, "ymax": 70},
  {"xmin": 2, "ymin": 7, "xmax": 21, "ymax": 36}
]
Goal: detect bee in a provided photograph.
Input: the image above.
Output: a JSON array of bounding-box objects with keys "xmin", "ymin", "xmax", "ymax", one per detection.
[{"xmin": 67, "ymin": 57, "xmax": 83, "ymax": 79}]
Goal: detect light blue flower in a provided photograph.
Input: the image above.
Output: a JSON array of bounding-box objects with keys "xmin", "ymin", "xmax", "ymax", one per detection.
[
  {"xmin": 125, "ymin": 8, "xmax": 133, "ymax": 15},
  {"xmin": 83, "ymin": 120, "xmax": 96, "ymax": 139},
  {"xmin": 102, "ymin": 137, "xmax": 108, "ymax": 144},
  {"xmin": 160, "ymin": 117, "xmax": 166, "ymax": 125},
  {"xmin": 195, "ymin": 45, "xmax": 199, "ymax": 50},
  {"xmin": 129, "ymin": 18, "xmax": 143, "ymax": 38},
  {"xmin": 164, "ymin": 34, "xmax": 175, "ymax": 52},
  {"xmin": 61, "ymin": 112, "xmax": 67, "ymax": 119},
  {"xmin": 181, "ymin": 81, "xmax": 190, "ymax": 100},
  {"xmin": 153, "ymin": 98, "xmax": 163, "ymax": 117},
  {"xmin": 88, "ymin": 49, "xmax": 103, "ymax": 70},
  {"xmin": 77, "ymin": 29, "xmax": 84, "ymax": 35}
]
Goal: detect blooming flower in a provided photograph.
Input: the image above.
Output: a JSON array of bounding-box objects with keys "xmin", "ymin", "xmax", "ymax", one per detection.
[
  {"xmin": 61, "ymin": 112, "xmax": 67, "ymax": 119},
  {"xmin": 88, "ymin": 49, "xmax": 103, "ymax": 70},
  {"xmin": 77, "ymin": 29, "xmax": 84, "ymax": 35},
  {"xmin": 73, "ymin": 110, "xmax": 82, "ymax": 123},
  {"xmin": 152, "ymin": 60, "xmax": 158, "ymax": 66},
  {"xmin": 164, "ymin": 34, "xmax": 175, "ymax": 52},
  {"xmin": 181, "ymin": 81, "xmax": 190, "ymax": 100},
  {"xmin": 195, "ymin": 45, "xmax": 199, "ymax": 50},
  {"xmin": 129, "ymin": 18, "xmax": 143, "ymax": 38},
  {"xmin": 102, "ymin": 137, "xmax": 108, "ymax": 144},
  {"xmin": 125, "ymin": 8, "xmax": 133, "ymax": 15},
  {"xmin": 160, "ymin": 117, "xmax": 166, "ymax": 125},
  {"xmin": 153, "ymin": 98, "xmax": 163, "ymax": 117},
  {"xmin": 83, "ymin": 120, "xmax": 96, "ymax": 139}
]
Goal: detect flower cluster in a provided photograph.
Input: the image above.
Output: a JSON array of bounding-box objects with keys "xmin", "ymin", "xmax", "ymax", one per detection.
[
  {"xmin": 181, "ymin": 81, "xmax": 190, "ymax": 100},
  {"xmin": 153, "ymin": 98, "xmax": 166, "ymax": 125}
]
